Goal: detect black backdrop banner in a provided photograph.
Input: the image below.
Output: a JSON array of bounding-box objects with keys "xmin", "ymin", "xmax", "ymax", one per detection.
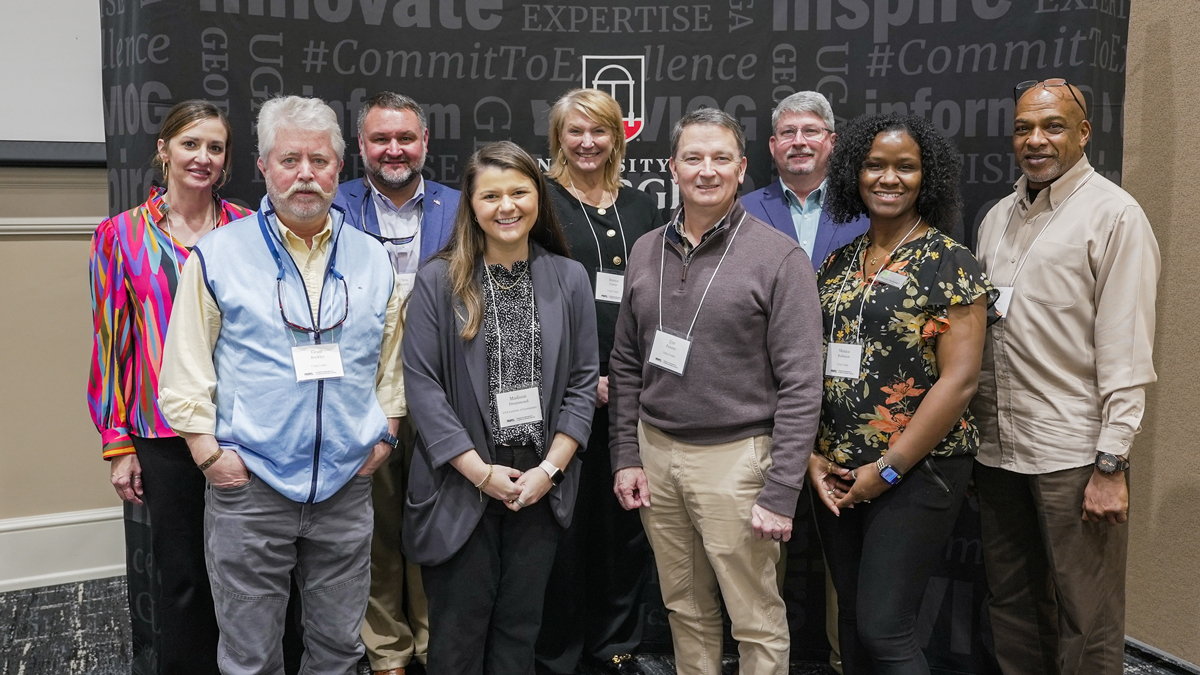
[
  {"xmin": 101, "ymin": 0, "xmax": 1130, "ymax": 246},
  {"xmin": 101, "ymin": 1, "xmax": 1129, "ymax": 673}
]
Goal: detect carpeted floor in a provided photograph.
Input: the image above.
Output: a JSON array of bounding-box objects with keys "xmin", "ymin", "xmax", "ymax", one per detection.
[{"xmin": 1, "ymin": 578, "xmax": 1192, "ymax": 675}]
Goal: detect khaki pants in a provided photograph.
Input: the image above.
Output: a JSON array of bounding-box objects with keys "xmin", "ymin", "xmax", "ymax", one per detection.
[
  {"xmin": 362, "ymin": 418, "xmax": 430, "ymax": 670},
  {"xmin": 637, "ymin": 422, "xmax": 790, "ymax": 675},
  {"xmin": 975, "ymin": 463, "xmax": 1128, "ymax": 675}
]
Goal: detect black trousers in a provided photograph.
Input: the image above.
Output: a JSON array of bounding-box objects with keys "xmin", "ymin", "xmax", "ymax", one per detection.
[
  {"xmin": 423, "ymin": 445, "xmax": 562, "ymax": 675},
  {"xmin": 813, "ymin": 454, "xmax": 972, "ymax": 675},
  {"xmin": 536, "ymin": 404, "xmax": 652, "ymax": 673},
  {"xmin": 133, "ymin": 435, "xmax": 222, "ymax": 675}
]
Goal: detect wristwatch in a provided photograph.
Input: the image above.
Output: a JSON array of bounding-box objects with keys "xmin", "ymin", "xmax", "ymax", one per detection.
[
  {"xmin": 876, "ymin": 457, "xmax": 903, "ymax": 485},
  {"xmin": 539, "ymin": 460, "xmax": 565, "ymax": 486},
  {"xmin": 380, "ymin": 432, "xmax": 400, "ymax": 451},
  {"xmin": 1095, "ymin": 453, "xmax": 1129, "ymax": 474}
]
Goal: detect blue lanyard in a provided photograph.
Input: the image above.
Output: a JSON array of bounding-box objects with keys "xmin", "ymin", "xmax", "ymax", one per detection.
[
  {"xmin": 256, "ymin": 204, "xmax": 344, "ymax": 277},
  {"xmin": 257, "ymin": 204, "xmax": 348, "ymax": 336}
]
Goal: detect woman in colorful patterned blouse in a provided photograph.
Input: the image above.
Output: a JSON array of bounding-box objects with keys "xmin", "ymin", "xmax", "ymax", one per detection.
[
  {"xmin": 88, "ymin": 100, "xmax": 250, "ymax": 675},
  {"xmin": 808, "ymin": 113, "xmax": 996, "ymax": 675}
]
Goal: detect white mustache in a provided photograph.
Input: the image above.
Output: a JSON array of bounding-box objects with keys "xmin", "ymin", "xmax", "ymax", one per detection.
[{"xmin": 283, "ymin": 180, "xmax": 333, "ymax": 199}]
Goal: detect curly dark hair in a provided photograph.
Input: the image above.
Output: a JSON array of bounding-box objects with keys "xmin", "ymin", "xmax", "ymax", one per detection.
[{"xmin": 825, "ymin": 113, "xmax": 963, "ymax": 232}]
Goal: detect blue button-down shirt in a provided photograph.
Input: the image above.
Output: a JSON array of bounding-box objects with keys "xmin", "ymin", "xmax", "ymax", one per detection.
[{"xmin": 781, "ymin": 178, "xmax": 826, "ymax": 259}]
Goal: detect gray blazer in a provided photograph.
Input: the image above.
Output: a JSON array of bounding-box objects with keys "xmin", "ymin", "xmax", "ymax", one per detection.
[{"xmin": 401, "ymin": 243, "xmax": 599, "ymax": 566}]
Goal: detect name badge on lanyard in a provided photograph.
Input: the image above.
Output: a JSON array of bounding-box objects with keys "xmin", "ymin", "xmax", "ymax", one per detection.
[
  {"xmin": 595, "ymin": 270, "xmax": 624, "ymax": 303},
  {"xmin": 648, "ymin": 329, "xmax": 692, "ymax": 376},
  {"xmin": 875, "ymin": 269, "xmax": 907, "ymax": 288},
  {"xmin": 824, "ymin": 343, "xmax": 862, "ymax": 379},
  {"xmin": 650, "ymin": 211, "xmax": 747, "ymax": 378},
  {"xmin": 292, "ymin": 343, "xmax": 345, "ymax": 382},
  {"xmin": 496, "ymin": 384, "xmax": 543, "ymax": 428},
  {"xmin": 994, "ymin": 287, "xmax": 1014, "ymax": 318}
]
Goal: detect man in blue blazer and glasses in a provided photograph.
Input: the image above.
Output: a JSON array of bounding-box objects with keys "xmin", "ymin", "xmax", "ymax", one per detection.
[
  {"xmin": 742, "ymin": 91, "xmax": 867, "ymax": 271},
  {"xmin": 334, "ymin": 91, "xmax": 460, "ymax": 675}
]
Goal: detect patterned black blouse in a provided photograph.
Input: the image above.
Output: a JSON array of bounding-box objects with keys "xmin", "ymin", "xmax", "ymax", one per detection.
[
  {"xmin": 816, "ymin": 228, "xmax": 996, "ymax": 468},
  {"xmin": 483, "ymin": 260, "xmax": 545, "ymax": 453}
]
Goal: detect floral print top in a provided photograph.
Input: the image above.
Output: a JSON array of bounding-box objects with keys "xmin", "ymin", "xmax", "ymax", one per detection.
[{"xmin": 816, "ymin": 227, "xmax": 996, "ymax": 468}]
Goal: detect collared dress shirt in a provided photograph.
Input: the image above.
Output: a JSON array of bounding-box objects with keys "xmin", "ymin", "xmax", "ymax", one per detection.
[
  {"xmin": 371, "ymin": 176, "xmax": 424, "ymax": 276},
  {"xmin": 781, "ymin": 178, "xmax": 826, "ymax": 259},
  {"xmin": 971, "ymin": 156, "xmax": 1159, "ymax": 474},
  {"xmin": 158, "ymin": 214, "xmax": 406, "ymax": 435}
]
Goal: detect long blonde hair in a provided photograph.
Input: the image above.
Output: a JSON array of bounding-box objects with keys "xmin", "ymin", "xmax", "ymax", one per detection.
[
  {"xmin": 436, "ymin": 141, "xmax": 571, "ymax": 340},
  {"xmin": 546, "ymin": 88, "xmax": 627, "ymax": 194}
]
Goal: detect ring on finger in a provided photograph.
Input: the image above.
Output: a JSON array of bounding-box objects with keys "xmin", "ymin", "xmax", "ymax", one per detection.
[{"xmin": 515, "ymin": 498, "xmax": 526, "ymax": 508}]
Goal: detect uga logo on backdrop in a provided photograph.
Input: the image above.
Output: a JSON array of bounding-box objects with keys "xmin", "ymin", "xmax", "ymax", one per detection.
[{"xmin": 581, "ymin": 55, "xmax": 646, "ymax": 141}]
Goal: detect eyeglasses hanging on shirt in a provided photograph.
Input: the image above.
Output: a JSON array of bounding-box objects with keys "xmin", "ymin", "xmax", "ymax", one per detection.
[
  {"xmin": 258, "ymin": 207, "xmax": 350, "ymax": 383},
  {"xmin": 360, "ymin": 180, "xmax": 423, "ymax": 299}
]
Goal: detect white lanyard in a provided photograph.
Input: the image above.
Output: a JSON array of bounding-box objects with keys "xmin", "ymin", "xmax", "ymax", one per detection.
[
  {"xmin": 657, "ymin": 210, "xmax": 747, "ymax": 339},
  {"xmin": 989, "ymin": 170, "xmax": 1094, "ymax": 288},
  {"xmin": 827, "ymin": 217, "xmax": 922, "ymax": 346},
  {"xmin": 567, "ymin": 179, "xmax": 628, "ymax": 272},
  {"xmin": 484, "ymin": 263, "xmax": 537, "ymax": 387}
]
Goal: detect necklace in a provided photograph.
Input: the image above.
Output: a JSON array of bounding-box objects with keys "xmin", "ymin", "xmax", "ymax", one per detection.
[
  {"xmin": 568, "ymin": 181, "xmax": 613, "ymax": 215},
  {"xmin": 867, "ymin": 217, "xmax": 923, "ymax": 266},
  {"xmin": 484, "ymin": 260, "xmax": 528, "ymax": 291}
]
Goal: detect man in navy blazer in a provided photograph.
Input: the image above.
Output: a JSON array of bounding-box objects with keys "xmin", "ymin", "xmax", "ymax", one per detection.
[
  {"xmin": 335, "ymin": 93, "xmax": 459, "ymax": 275},
  {"xmin": 741, "ymin": 91, "xmax": 868, "ymax": 271},
  {"xmin": 333, "ymin": 92, "xmax": 460, "ymax": 675}
]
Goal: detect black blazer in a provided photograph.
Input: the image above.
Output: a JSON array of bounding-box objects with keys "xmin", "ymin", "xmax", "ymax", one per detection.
[{"xmin": 401, "ymin": 243, "xmax": 599, "ymax": 566}]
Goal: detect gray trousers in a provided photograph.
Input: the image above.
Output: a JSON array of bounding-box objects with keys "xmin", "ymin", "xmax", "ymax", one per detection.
[{"xmin": 204, "ymin": 473, "xmax": 374, "ymax": 675}]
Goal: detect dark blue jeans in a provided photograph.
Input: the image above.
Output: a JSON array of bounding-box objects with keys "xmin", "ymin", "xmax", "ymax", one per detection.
[{"xmin": 813, "ymin": 454, "xmax": 972, "ymax": 675}]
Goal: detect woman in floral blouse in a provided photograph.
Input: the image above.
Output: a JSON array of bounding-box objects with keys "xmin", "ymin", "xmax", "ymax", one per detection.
[{"xmin": 808, "ymin": 113, "xmax": 996, "ymax": 675}]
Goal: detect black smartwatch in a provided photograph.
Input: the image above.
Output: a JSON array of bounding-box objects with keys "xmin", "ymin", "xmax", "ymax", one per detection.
[
  {"xmin": 1095, "ymin": 453, "xmax": 1129, "ymax": 474},
  {"xmin": 380, "ymin": 432, "xmax": 400, "ymax": 451}
]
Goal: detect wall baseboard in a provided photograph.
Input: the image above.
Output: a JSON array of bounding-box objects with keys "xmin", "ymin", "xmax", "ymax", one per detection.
[
  {"xmin": 0, "ymin": 507, "xmax": 125, "ymax": 592},
  {"xmin": 1127, "ymin": 636, "xmax": 1200, "ymax": 674},
  {"xmin": 0, "ymin": 216, "xmax": 102, "ymax": 237}
]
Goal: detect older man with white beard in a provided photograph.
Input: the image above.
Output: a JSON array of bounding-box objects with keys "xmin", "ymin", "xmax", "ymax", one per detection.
[
  {"xmin": 158, "ymin": 95, "xmax": 405, "ymax": 675},
  {"xmin": 333, "ymin": 92, "xmax": 459, "ymax": 675}
]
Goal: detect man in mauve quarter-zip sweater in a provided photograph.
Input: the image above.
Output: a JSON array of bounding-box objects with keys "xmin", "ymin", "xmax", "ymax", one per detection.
[{"xmin": 608, "ymin": 109, "xmax": 823, "ymax": 675}]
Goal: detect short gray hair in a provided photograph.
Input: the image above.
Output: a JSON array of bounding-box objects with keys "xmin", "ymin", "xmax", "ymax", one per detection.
[
  {"xmin": 771, "ymin": 91, "xmax": 836, "ymax": 133},
  {"xmin": 357, "ymin": 91, "xmax": 427, "ymax": 137},
  {"xmin": 256, "ymin": 95, "xmax": 345, "ymax": 160},
  {"xmin": 670, "ymin": 108, "xmax": 746, "ymax": 158}
]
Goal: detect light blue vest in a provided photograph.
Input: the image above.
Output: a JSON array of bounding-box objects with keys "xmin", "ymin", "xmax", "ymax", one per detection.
[{"xmin": 193, "ymin": 197, "xmax": 394, "ymax": 503}]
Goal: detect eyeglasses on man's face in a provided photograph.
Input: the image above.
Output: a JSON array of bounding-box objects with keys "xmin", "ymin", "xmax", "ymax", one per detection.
[{"xmin": 775, "ymin": 126, "xmax": 832, "ymax": 143}]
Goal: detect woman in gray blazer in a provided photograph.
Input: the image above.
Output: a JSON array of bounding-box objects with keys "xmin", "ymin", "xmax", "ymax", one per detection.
[{"xmin": 401, "ymin": 141, "xmax": 599, "ymax": 675}]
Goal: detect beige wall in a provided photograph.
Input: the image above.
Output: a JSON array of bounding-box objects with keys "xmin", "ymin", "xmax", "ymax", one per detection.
[
  {"xmin": 0, "ymin": 167, "xmax": 116, "ymax": 519},
  {"xmin": 1123, "ymin": 1, "xmax": 1200, "ymax": 665}
]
